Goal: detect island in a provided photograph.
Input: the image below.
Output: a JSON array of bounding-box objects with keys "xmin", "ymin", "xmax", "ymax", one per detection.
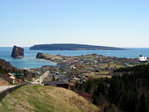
[{"xmin": 30, "ymin": 43, "xmax": 125, "ymax": 50}]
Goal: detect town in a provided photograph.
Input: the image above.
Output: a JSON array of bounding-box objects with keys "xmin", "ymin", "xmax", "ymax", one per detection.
[
  {"xmin": 1, "ymin": 49, "xmax": 148, "ymax": 89},
  {"xmin": 28, "ymin": 53, "xmax": 142, "ymax": 87}
]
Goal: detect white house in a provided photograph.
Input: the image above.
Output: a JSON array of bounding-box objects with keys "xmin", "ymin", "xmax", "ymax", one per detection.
[{"xmin": 139, "ymin": 55, "xmax": 148, "ymax": 62}]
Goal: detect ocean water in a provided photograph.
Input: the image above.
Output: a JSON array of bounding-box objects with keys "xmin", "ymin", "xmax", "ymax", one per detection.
[{"xmin": 0, "ymin": 47, "xmax": 149, "ymax": 69}]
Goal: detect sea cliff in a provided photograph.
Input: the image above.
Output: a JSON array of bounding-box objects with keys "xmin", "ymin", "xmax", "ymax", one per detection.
[{"xmin": 11, "ymin": 46, "xmax": 24, "ymax": 58}]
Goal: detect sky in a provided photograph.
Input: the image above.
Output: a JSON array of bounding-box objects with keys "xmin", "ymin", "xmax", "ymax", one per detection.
[{"xmin": 0, "ymin": 0, "xmax": 149, "ymax": 48}]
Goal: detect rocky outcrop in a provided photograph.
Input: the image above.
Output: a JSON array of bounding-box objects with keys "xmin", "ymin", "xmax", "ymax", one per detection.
[
  {"xmin": 36, "ymin": 53, "xmax": 47, "ymax": 59},
  {"xmin": 36, "ymin": 53, "xmax": 63, "ymax": 62},
  {"xmin": 11, "ymin": 46, "xmax": 24, "ymax": 58}
]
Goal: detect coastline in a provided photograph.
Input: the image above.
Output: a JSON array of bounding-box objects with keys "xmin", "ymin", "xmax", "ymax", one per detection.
[{"xmin": 0, "ymin": 47, "xmax": 149, "ymax": 69}]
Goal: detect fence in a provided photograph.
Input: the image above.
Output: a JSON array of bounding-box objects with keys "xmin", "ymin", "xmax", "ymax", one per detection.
[{"xmin": 0, "ymin": 84, "xmax": 26, "ymax": 101}]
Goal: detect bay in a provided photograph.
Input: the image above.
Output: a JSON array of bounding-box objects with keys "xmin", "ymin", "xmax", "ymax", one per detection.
[{"xmin": 0, "ymin": 47, "xmax": 149, "ymax": 69}]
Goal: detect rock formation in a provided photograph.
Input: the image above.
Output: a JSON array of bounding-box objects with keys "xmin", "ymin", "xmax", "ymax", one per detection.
[
  {"xmin": 11, "ymin": 46, "xmax": 24, "ymax": 58},
  {"xmin": 36, "ymin": 53, "xmax": 63, "ymax": 62}
]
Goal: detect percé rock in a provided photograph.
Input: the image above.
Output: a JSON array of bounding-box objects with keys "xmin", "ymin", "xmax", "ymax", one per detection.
[{"xmin": 11, "ymin": 46, "xmax": 24, "ymax": 58}]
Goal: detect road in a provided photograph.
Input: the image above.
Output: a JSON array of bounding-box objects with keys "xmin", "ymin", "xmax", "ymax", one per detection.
[
  {"xmin": 0, "ymin": 85, "xmax": 16, "ymax": 92},
  {"xmin": 32, "ymin": 71, "xmax": 50, "ymax": 84}
]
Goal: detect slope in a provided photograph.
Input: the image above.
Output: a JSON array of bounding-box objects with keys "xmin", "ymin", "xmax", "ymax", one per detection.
[{"xmin": 0, "ymin": 85, "xmax": 99, "ymax": 112}]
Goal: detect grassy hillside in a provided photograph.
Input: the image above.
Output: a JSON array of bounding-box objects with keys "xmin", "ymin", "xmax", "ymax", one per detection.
[{"xmin": 0, "ymin": 85, "xmax": 99, "ymax": 112}]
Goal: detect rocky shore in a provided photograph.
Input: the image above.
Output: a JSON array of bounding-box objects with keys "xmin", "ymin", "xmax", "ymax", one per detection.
[{"xmin": 36, "ymin": 53, "xmax": 63, "ymax": 62}]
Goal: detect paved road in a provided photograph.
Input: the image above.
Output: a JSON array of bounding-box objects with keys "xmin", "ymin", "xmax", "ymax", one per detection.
[
  {"xmin": 0, "ymin": 85, "xmax": 16, "ymax": 92},
  {"xmin": 32, "ymin": 71, "xmax": 50, "ymax": 84}
]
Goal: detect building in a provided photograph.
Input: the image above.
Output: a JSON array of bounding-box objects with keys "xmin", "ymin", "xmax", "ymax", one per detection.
[
  {"xmin": 139, "ymin": 55, "xmax": 148, "ymax": 62},
  {"xmin": 43, "ymin": 81, "xmax": 69, "ymax": 89}
]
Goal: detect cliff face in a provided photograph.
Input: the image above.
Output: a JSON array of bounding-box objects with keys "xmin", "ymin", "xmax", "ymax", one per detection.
[{"xmin": 11, "ymin": 46, "xmax": 24, "ymax": 58}]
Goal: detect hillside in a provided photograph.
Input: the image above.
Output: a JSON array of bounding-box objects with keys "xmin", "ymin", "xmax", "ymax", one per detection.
[
  {"xmin": 0, "ymin": 58, "xmax": 19, "ymax": 73},
  {"xmin": 0, "ymin": 85, "xmax": 99, "ymax": 112},
  {"xmin": 0, "ymin": 58, "xmax": 22, "ymax": 84},
  {"xmin": 75, "ymin": 64, "xmax": 149, "ymax": 112},
  {"xmin": 30, "ymin": 44, "xmax": 124, "ymax": 50}
]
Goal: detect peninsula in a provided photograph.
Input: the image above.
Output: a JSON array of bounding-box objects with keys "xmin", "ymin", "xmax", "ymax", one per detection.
[{"xmin": 30, "ymin": 44, "xmax": 124, "ymax": 50}]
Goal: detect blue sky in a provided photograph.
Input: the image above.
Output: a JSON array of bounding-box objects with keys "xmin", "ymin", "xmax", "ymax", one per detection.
[{"xmin": 0, "ymin": 0, "xmax": 149, "ymax": 47}]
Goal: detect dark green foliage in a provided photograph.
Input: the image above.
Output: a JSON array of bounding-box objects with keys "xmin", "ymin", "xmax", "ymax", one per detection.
[
  {"xmin": 136, "ymin": 94, "xmax": 149, "ymax": 112},
  {"xmin": 52, "ymin": 75, "xmax": 56, "ymax": 81},
  {"xmin": 75, "ymin": 64, "xmax": 149, "ymax": 112},
  {"xmin": 30, "ymin": 44, "xmax": 124, "ymax": 50},
  {"xmin": 0, "ymin": 58, "xmax": 19, "ymax": 73},
  {"xmin": 0, "ymin": 65, "xmax": 8, "ymax": 73}
]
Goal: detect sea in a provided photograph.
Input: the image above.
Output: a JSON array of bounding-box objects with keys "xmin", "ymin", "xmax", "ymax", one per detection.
[{"xmin": 0, "ymin": 47, "xmax": 149, "ymax": 69}]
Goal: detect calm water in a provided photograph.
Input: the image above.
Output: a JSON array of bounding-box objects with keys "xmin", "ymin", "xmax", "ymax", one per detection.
[{"xmin": 0, "ymin": 47, "xmax": 149, "ymax": 69}]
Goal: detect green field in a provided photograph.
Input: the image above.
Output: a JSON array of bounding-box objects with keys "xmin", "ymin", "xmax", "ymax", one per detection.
[{"xmin": 0, "ymin": 85, "xmax": 99, "ymax": 112}]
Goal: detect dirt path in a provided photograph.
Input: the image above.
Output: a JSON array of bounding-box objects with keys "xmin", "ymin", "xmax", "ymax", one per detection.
[{"xmin": 0, "ymin": 85, "xmax": 16, "ymax": 92}]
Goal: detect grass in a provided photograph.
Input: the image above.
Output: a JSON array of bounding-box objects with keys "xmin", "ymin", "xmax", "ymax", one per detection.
[
  {"xmin": 0, "ymin": 85, "xmax": 100, "ymax": 112},
  {"xmin": 82, "ymin": 73, "xmax": 102, "ymax": 78},
  {"xmin": 81, "ymin": 72, "xmax": 112, "ymax": 78}
]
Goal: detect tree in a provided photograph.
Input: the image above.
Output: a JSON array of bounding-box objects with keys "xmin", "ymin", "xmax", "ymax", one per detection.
[{"xmin": 137, "ymin": 94, "xmax": 148, "ymax": 112}]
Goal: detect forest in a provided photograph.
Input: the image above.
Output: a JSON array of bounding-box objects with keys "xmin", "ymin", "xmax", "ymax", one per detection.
[
  {"xmin": 75, "ymin": 64, "xmax": 149, "ymax": 112},
  {"xmin": 30, "ymin": 43, "xmax": 124, "ymax": 50}
]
